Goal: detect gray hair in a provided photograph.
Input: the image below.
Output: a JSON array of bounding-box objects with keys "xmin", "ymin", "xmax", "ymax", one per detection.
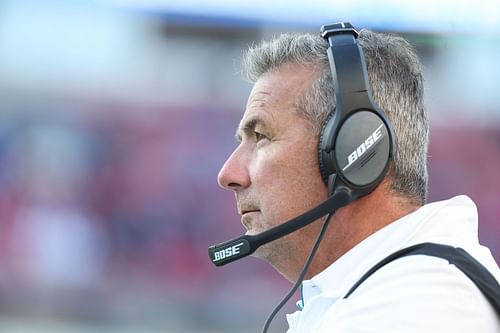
[{"xmin": 242, "ymin": 30, "xmax": 429, "ymax": 205}]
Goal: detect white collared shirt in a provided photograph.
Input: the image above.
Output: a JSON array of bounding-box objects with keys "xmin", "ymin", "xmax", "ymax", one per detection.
[{"xmin": 287, "ymin": 195, "xmax": 500, "ymax": 332}]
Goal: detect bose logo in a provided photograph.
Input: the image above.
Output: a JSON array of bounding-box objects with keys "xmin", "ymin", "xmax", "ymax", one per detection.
[
  {"xmin": 213, "ymin": 242, "xmax": 245, "ymax": 262},
  {"xmin": 342, "ymin": 124, "xmax": 384, "ymax": 171}
]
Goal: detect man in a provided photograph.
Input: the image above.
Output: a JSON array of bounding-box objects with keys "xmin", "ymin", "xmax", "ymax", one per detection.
[{"xmin": 217, "ymin": 27, "xmax": 500, "ymax": 332}]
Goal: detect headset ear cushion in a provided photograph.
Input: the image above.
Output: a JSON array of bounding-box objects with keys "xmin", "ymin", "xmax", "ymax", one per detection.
[
  {"xmin": 334, "ymin": 110, "xmax": 393, "ymax": 188},
  {"xmin": 318, "ymin": 111, "xmax": 335, "ymax": 185}
]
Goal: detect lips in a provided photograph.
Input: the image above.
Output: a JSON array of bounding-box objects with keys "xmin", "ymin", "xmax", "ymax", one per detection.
[
  {"xmin": 237, "ymin": 201, "xmax": 260, "ymax": 230},
  {"xmin": 237, "ymin": 204, "xmax": 260, "ymax": 216},
  {"xmin": 240, "ymin": 210, "xmax": 259, "ymax": 231},
  {"xmin": 241, "ymin": 209, "xmax": 259, "ymax": 215}
]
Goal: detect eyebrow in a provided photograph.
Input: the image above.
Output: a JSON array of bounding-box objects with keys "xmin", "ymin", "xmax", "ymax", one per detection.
[{"xmin": 235, "ymin": 115, "xmax": 267, "ymax": 142}]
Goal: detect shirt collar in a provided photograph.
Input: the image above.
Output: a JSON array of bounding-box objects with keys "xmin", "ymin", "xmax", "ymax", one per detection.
[{"xmin": 301, "ymin": 195, "xmax": 478, "ymax": 303}]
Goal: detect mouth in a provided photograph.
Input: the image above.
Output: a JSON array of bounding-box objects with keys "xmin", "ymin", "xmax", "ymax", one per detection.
[
  {"xmin": 241, "ymin": 209, "xmax": 259, "ymax": 215},
  {"xmin": 240, "ymin": 210, "xmax": 260, "ymax": 231}
]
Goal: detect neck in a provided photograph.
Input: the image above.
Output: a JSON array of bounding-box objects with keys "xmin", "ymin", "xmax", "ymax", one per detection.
[{"xmin": 301, "ymin": 181, "xmax": 420, "ymax": 281}]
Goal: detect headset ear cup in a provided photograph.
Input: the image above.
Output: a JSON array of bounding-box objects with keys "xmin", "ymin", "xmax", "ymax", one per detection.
[
  {"xmin": 334, "ymin": 111, "xmax": 392, "ymax": 189},
  {"xmin": 318, "ymin": 111, "xmax": 336, "ymax": 185}
]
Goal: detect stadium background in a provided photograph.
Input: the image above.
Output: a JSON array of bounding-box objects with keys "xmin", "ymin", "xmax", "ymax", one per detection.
[{"xmin": 0, "ymin": 1, "xmax": 498, "ymax": 332}]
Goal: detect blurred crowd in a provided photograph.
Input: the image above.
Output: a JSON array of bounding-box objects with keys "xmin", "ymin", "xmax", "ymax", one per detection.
[{"xmin": 0, "ymin": 103, "xmax": 252, "ymax": 330}]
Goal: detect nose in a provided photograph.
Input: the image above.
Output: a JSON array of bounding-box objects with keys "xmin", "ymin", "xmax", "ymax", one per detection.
[{"xmin": 217, "ymin": 147, "xmax": 251, "ymax": 191}]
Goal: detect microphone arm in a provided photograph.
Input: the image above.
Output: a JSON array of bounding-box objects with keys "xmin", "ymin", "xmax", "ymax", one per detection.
[{"xmin": 208, "ymin": 188, "xmax": 352, "ymax": 266}]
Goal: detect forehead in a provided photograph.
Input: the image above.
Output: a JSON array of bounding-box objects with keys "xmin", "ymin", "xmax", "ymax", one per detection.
[{"xmin": 238, "ymin": 64, "xmax": 317, "ymax": 131}]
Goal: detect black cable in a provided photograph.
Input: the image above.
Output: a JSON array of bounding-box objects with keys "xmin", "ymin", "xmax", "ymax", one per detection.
[{"xmin": 261, "ymin": 212, "xmax": 335, "ymax": 333}]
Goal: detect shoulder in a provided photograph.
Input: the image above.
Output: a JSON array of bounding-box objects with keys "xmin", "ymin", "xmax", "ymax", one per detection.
[{"xmin": 318, "ymin": 254, "xmax": 499, "ymax": 333}]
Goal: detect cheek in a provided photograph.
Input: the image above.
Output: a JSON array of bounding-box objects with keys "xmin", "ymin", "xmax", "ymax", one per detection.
[
  {"xmin": 251, "ymin": 142, "xmax": 306, "ymax": 189},
  {"xmin": 250, "ymin": 140, "xmax": 327, "ymax": 222}
]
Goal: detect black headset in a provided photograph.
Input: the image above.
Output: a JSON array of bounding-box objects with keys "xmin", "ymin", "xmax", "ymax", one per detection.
[
  {"xmin": 208, "ymin": 22, "xmax": 396, "ymax": 267},
  {"xmin": 210, "ymin": 22, "xmax": 398, "ymax": 333},
  {"xmin": 319, "ymin": 22, "xmax": 396, "ymax": 201}
]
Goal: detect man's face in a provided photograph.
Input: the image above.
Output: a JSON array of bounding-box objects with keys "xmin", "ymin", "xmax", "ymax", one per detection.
[{"xmin": 217, "ymin": 63, "xmax": 328, "ymax": 265}]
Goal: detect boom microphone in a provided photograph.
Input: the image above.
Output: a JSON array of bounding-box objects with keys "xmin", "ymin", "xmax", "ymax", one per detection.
[{"xmin": 208, "ymin": 188, "xmax": 352, "ymax": 266}]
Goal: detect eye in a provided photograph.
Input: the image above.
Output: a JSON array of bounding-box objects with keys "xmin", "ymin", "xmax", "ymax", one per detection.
[{"xmin": 254, "ymin": 131, "xmax": 268, "ymax": 143}]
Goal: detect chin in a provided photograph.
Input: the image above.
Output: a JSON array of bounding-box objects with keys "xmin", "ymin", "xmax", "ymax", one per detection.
[
  {"xmin": 245, "ymin": 229, "xmax": 261, "ymax": 236},
  {"xmin": 252, "ymin": 240, "xmax": 277, "ymax": 260},
  {"xmin": 251, "ymin": 245, "xmax": 267, "ymax": 260}
]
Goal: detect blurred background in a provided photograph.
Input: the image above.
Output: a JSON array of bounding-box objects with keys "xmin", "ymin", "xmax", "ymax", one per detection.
[{"xmin": 0, "ymin": 0, "xmax": 499, "ymax": 332}]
